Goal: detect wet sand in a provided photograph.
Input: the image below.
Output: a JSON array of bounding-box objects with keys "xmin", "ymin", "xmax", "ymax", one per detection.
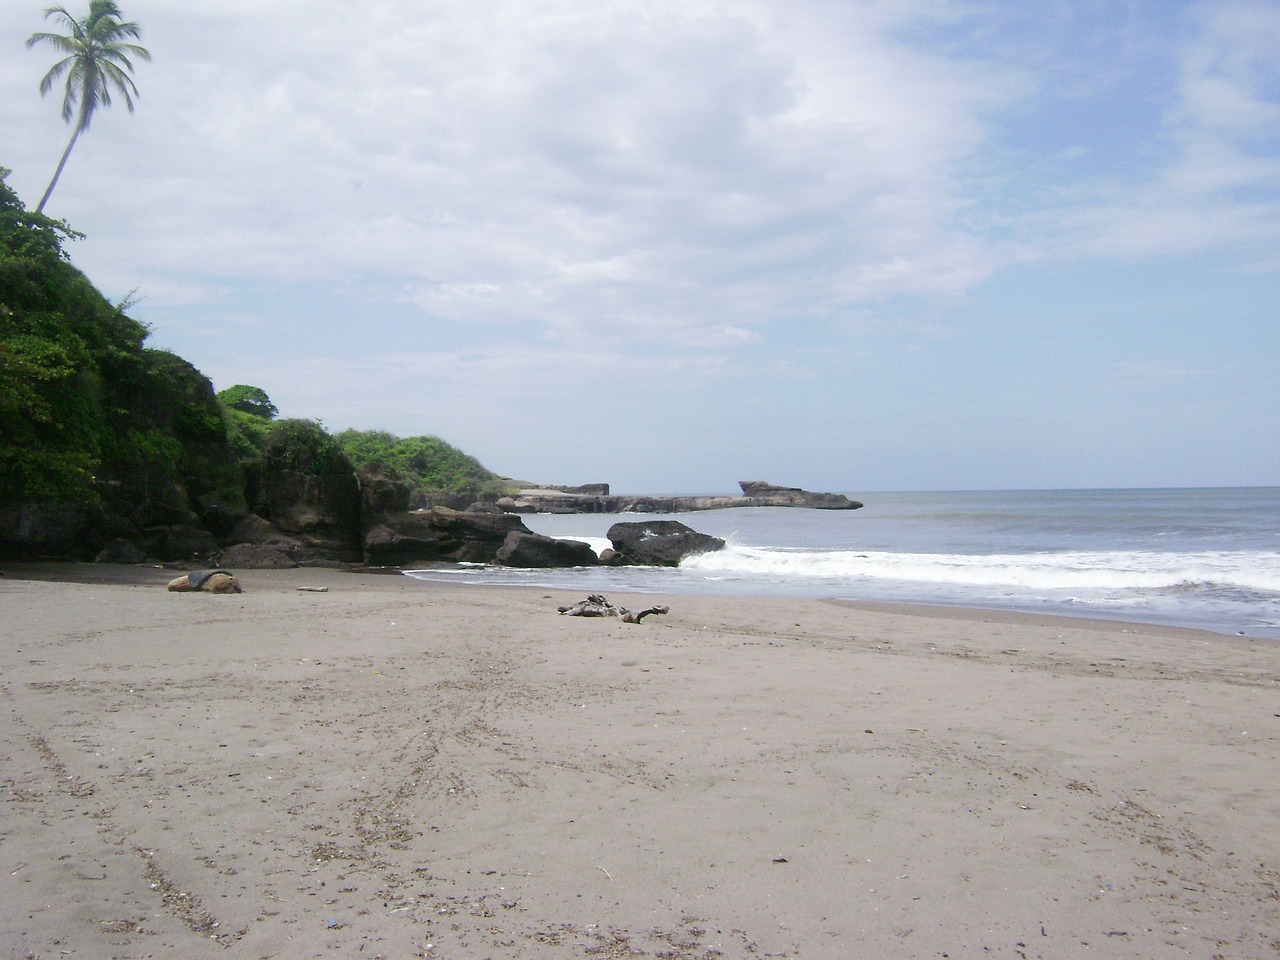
[{"xmin": 2, "ymin": 565, "xmax": 1278, "ymax": 958}]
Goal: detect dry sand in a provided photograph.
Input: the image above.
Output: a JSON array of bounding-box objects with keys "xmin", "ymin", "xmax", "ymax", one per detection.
[{"xmin": 1, "ymin": 564, "xmax": 1278, "ymax": 959}]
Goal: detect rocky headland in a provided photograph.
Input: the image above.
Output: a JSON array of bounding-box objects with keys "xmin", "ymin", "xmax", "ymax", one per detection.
[
  {"xmin": 2, "ymin": 170, "xmax": 855, "ymax": 577},
  {"xmin": 3, "ymin": 474, "xmax": 856, "ymax": 573},
  {"xmin": 497, "ymin": 480, "xmax": 863, "ymax": 514}
]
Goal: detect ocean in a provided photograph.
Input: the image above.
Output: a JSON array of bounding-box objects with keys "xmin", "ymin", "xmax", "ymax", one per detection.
[{"xmin": 403, "ymin": 487, "xmax": 1280, "ymax": 639}]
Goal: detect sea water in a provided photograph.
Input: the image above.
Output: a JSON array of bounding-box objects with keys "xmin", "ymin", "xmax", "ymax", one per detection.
[{"xmin": 404, "ymin": 487, "xmax": 1280, "ymax": 638}]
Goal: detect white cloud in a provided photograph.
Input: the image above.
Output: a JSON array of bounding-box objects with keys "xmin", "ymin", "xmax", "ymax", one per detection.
[
  {"xmin": 4, "ymin": 0, "xmax": 1020, "ymax": 347},
  {"xmin": 1176, "ymin": 1, "xmax": 1280, "ymax": 135},
  {"xmin": 1033, "ymin": 1, "xmax": 1280, "ymax": 260},
  {"xmin": 1165, "ymin": 1, "xmax": 1280, "ymax": 190},
  {"xmin": 5, "ymin": 0, "xmax": 1278, "ymax": 489}
]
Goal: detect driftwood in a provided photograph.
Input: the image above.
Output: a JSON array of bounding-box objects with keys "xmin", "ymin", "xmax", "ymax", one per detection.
[{"xmin": 557, "ymin": 594, "xmax": 669, "ymax": 623}]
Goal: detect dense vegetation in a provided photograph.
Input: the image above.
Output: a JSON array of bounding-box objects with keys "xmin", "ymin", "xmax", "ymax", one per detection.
[
  {"xmin": 213, "ymin": 382, "xmax": 509, "ymax": 505},
  {"xmin": 336, "ymin": 429, "xmax": 508, "ymax": 502},
  {"xmin": 0, "ymin": 166, "xmax": 241, "ymax": 522},
  {"xmin": 1, "ymin": 166, "xmax": 509, "ymax": 558}
]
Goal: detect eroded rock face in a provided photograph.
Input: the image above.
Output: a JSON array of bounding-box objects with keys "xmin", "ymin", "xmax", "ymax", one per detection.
[
  {"xmin": 0, "ymin": 502, "xmax": 89, "ymax": 559},
  {"xmin": 249, "ymin": 447, "xmax": 363, "ymax": 563},
  {"xmin": 604, "ymin": 520, "xmax": 725, "ymax": 567},
  {"xmin": 229, "ymin": 513, "xmax": 285, "ymax": 546},
  {"xmin": 363, "ymin": 517, "xmax": 445, "ymax": 567},
  {"xmin": 359, "ymin": 472, "xmax": 412, "ymax": 515}
]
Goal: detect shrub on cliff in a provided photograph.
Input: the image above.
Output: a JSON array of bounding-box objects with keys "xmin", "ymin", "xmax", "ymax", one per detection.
[
  {"xmin": 241, "ymin": 418, "xmax": 353, "ymax": 512},
  {"xmin": 336, "ymin": 429, "xmax": 508, "ymax": 502},
  {"xmin": 244, "ymin": 418, "xmax": 361, "ymax": 557},
  {"xmin": 264, "ymin": 419, "xmax": 351, "ymax": 480},
  {"xmin": 216, "ymin": 384, "xmax": 276, "ymax": 463}
]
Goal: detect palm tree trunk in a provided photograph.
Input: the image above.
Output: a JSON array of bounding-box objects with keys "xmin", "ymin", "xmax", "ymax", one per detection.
[{"xmin": 35, "ymin": 126, "xmax": 82, "ymax": 214}]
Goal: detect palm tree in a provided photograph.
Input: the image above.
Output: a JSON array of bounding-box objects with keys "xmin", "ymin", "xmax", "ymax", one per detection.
[{"xmin": 26, "ymin": 1, "xmax": 151, "ymax": 213}]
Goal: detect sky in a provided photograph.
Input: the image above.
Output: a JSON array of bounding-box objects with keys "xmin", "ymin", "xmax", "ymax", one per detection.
[{"xmin": 2, "ymin": 0, "xmax": 1278, "ymax": 493}]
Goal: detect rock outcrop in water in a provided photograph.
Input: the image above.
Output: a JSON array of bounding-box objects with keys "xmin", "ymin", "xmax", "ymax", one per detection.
[
  {"xmin": 600, "ymin": 520, "xmax": 726, "ymax": 567},
  {"xmin": 497, "ymin": 480, "xmax": 862, "ymax": 514}
]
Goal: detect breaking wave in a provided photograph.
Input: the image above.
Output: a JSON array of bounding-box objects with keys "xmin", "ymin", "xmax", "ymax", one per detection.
[{"xmin": 680, "ymin": 545, "xmax": 1280, "ymax": 596}]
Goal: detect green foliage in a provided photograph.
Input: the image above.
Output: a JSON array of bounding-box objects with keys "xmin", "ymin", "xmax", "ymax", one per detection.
[
  {"xmin": 2, "ymin": 168, "xmax": 110, "ymax": 501},
  {"xmin": 265, "ymin": 419, "xmax": 351, "ymax": 478},
  {"xmin": 1, "ymin": 165, "xmax": 241, "ymax": 516},
  {"xmin": 216, "ymin": 383, "xmax": 277, "ymax": 420},
  {"xmin": 336, "ymin": 428, "xmax": 506, "ymax": 498},
  {"xmin": 0, "ymin": 168, "xmax": 83, "ymax": 260},
  {"xmin": 216, "ymin": 385, "xmax": 278, "ymax": 471},
  {"xmin": 0, "ymin": 444, "xmax": 97, "ymax": 501},
  {"xmin": 2, "ymin": 162, "xmax": 506, "ymax": 545},
  {"xmin": 222, "ymin": 405, "xmax": 270, "ymax": 462},
  {"xmin": 108, "ymin": 426, "xmax": 180, "ymax": 495}
]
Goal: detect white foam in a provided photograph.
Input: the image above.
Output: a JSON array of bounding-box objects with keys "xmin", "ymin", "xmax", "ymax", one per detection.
[{"xmin": 681, "ymin": 545, "xmax": 1280, "ymax": 595}]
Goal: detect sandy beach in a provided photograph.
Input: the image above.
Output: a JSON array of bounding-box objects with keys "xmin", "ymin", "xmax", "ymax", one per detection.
[{"xmin": 2, "ymin": 565, "xmax": 1278, "ymax": 959}]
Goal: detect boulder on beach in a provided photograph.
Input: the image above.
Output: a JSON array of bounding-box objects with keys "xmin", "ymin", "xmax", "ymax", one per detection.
[{"xmin": 604, "ymin": 520, "xmax": 725, "ymax": 567}]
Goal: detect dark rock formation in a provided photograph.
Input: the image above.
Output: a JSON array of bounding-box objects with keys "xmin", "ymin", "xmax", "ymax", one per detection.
[
  {"xmin": 421, "ymin": 507, "xmax": 527, "ymax": 559},
  {"xmin": 218, "ymin": 543, "xmax": 298, "ymax": 569},
  {"xmin": 245, "ymin": 444, "xmax": 362, "ymax": 563},
  {"xmin": 216, "ymin": 514, "xmax": 307, "ymax": 567},
  {"xmin": 228, "ymin": 513, "xmax": 294, "ymax": 548},
  {"xmin": 496, "ymin": 530, "xmax": 598, "ymax": 568},
  {"xmin": 0, "ymin": 502, "xmax": 89, "ymax": 559},
  {"xmin": 359, "ymin": 471, "xmax": 412, "ymax": 515},
  {"xmin": 142, "ymin": 524, "xmax": 220, "ymax": 561},
  {"xmin": 604, "ymin": 520, "xmax": 726, "ymax": 567},
  {"xmin": 363, "ymin": 507, "xmax": 528, "ymax": 566},
  {"xmin": 735, "ymin": 480, "xmax": 860, "ymax": 509},
  {"xmin": 362, "ymin": 514, "xmax": 447, "ymax": 567},
  {"xmin": 94, "ymin": 538, "xmax": 147, "ymax": 565}
]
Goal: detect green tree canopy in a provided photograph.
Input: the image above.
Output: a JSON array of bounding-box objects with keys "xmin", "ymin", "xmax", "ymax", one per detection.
[
  {"xmin": 27, "ymin": 0, "xmax": 151, "ymax": 212},
  {"xmin": 216, "ymin": 384, "xmax": 279, "ymax": 420}
]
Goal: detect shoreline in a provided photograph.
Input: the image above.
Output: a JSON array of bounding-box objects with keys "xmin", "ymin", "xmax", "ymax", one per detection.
[
  {"xmin": 3, "ymin": 565, "xmax": 1278, "ymax": 958},
  {"xmin": 5, "ymin": 559, "xmax": 1265, "ymax": 640}
]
